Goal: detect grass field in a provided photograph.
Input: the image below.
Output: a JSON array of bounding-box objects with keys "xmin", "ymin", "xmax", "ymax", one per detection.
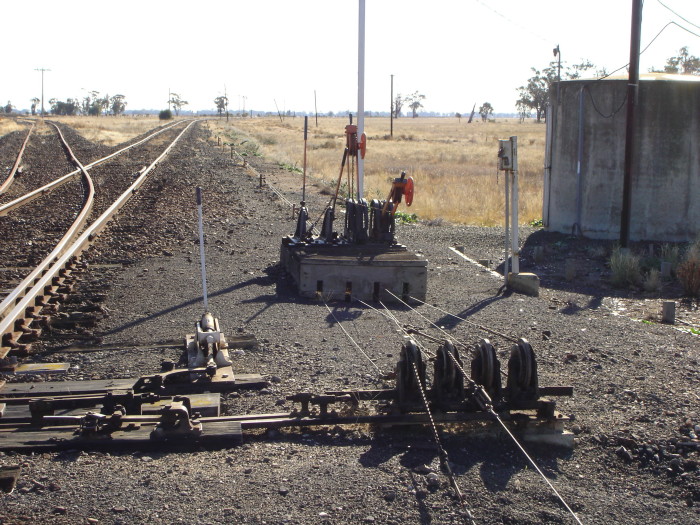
[
  {"xmin": 1, "ymin": 114, "xmax": 547, "ymax": 225},
  {"xmin": 210, "ymin": 116, "xmax": 546, "ymax": 226}
]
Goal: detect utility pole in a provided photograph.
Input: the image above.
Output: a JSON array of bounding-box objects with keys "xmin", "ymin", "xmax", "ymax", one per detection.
[
  {"xmin": 390, "ymin": 74, "xmax": 394, "ymax": 138},
  {"xmin": 620, "ymin": 0, "xmax": 642, "ymax": 247},
  {"xmin": 168, "ymin": 88, "xmax": 171, "ymax": 112},
  {"xmin": 553, "ymin": 45, "xmax": 561, "ymax": 104},
  {"xmin": 35, "ymin": 68, "xmax": 51, "ymax": 117}
]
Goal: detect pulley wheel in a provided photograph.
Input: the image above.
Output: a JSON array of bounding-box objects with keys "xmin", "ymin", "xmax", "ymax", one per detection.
[
  {"xmin": 506, "ymin": 338, "xmax": 538, "ymax": 400},
  {"xmin": 433, "ymin": 340, "xmax": 464, "ymax": 402},
  {"xmin": 470, "ymin": 339, "xmax": 502, "ymax": 399},
  {"xmin": 396, "ymin": 339, "xmax": 425, "ymax": 405}
]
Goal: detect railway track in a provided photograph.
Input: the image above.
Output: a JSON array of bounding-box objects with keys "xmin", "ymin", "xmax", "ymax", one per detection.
[{"xmin": 0, "ymin": 120, "xmax": 194, "ymax": 368}]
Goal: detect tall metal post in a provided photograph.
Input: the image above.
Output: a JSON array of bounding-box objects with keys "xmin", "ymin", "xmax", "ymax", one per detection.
[
  {"xmin": 620, "ymin": 0, "xmax": 642, "ymax": 247},
  {"xmin": 510, "ymin": 136, "xmax": 520, "ymax": 274},
  {"xmin": 35, "ymin": 68, "xmax": 50, "ymax": 117},
  {"xmin": 390, "ymin": 74, "xmax": 394, "ymax": 138},
  {"xmin": 504, "ymin": 163, "xmax": 510, "ymax": 287},
  {"xmin": 357, "ymin": 0, "xmax": 366, "ymax": 200}
]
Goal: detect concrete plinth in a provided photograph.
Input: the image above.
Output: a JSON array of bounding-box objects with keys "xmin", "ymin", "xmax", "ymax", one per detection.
[
  {"xmin": 507, "ymin": 272, "xmax": 540, "ymax": 296},
  {"xmin": 281, "ymin": 240, "xmax": 427, "ymax": 302}
]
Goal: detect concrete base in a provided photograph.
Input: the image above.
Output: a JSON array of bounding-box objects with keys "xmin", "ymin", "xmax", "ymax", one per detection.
[
  {"xmin": 507, "ymin": 272, "xmax": 540, "ymax": 296},
  {"xmin": 281, "ymin": 240, "xmax": 427, "ymax": 302}
]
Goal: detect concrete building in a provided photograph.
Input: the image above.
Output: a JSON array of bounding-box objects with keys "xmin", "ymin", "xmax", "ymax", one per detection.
[{"xmin": 543, "ymin": 73, "xmax": 700, "ymax": 242}]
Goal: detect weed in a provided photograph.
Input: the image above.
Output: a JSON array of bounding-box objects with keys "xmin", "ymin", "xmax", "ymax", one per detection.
[
  {"xmin": 423, "ymin": 217, "xmax": 445, "ymax": 227},
  {"xmin": 395, "ymin": 211, "xmax": 418, "ymax": 224},
  {"xmin": 609, "ymin": 246, "xmax": 641, "ymax": 288},
  {"xmin": 677, "ymin": 257, "xmax": 700, "ymax": 297},
  {"xmin": 528, "ymin": 218, "xmax": 543, "ymax": 227},
  {"xmin": 643, "ymin": 269, "xmax": 661, "ymax": 292},
  {"xmin": 660, "ymin": 243, "xmax": 681, "ymax": 272},
  {"xmin": 585, "ymin": 245, "xmax": 608, "ymax": 258},
  {"xmin": 279, "ymin": 162, "xmax": 303, "ymax": 174}
]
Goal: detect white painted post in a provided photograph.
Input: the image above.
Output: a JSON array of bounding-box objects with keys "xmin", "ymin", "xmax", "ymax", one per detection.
[
  {"xmin": 357, "ymin": 0, "xmax": 366, "ymax": 201},
  {"xmin": 511, "ymin": 136, "xmax": 519, "ymax": 274},
  {"xmin": 196, "ymin": 187, "xmax": 209, "ymax": 312}
]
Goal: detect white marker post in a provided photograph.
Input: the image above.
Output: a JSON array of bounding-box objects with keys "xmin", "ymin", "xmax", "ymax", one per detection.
[
  {"xmin": 196, "ymin": 186, "xmax": 209, "ymax": 312},
  {"xmin": 357, "ymin": 0, "xmax": 365, "ymax": 200},
  {"xmin": 498, "ymin": 136, "xmax": 519, "ymax": 282},
  {"xmin": 510, "ymin": 136, "xmax": 519, "ymax": 274}
]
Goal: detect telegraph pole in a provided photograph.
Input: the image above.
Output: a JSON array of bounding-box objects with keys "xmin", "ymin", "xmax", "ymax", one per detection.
[
  {"xmin": 35, "ymin": 68, "xmax": 51, "ymax": 117},
  {"xmin": 390, "ymin": 74, "xmax": 394, "ymax": 138},
  {"xmin": 620, "ymin": 0, "xmax": 642, "ymax": 247}
]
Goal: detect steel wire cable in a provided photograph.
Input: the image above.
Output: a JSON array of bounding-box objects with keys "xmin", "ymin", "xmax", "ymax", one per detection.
[
  {"xmin": 405, "ymin": 294, "xmax": 519, "ymax": 343},
  {"xmin": 378, "ymin": 293, "xmax": 584, "ymax": 525},
  {"xmin": 376, "ymin": 300, "xmax": 475, "ymax": 521},
  {"xmin": 323, "ymin": 301, "xmax": 383, "ymax": 375}
]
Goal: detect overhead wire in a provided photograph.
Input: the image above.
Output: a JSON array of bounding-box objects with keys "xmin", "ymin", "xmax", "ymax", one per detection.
[{"xmin": 657, "ymin": 0, "xmax": 700, "ymax": 30}]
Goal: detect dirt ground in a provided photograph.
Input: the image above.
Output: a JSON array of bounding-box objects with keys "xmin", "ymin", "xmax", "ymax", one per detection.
[{"xmin": 0, "ymin": 122, "xmax": 698, "ymax": 524}]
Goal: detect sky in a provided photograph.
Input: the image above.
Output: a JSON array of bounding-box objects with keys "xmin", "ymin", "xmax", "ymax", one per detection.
[{"xmin": 3, "ymin": 0, "xmax": 700, "ymax": 115}]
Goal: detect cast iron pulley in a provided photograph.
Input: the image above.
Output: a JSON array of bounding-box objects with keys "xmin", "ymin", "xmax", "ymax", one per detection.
[
  {"xmin": 470, "ymin": 338, "xmax": 502, "ymax": 399},
  {"xmin": 506, "ymin": 338, "xmax": 538, "ymax": 401},
  {"xmin": 396, "ymin": 339, "xmax": 425, "ymax": 406},
  {"xmin": 432, "ymin": 340, "xmax": 464, "ymax": 403}
]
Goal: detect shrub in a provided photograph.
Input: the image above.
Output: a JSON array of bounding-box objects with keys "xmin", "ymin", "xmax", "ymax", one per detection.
[
  {"xmin": 159, "ymin": 109, "xmax": 172, "ymax": 120},
  {"xmin": 643, "ymin": 269, "xmax": 661, "ymax": 292},
  {"xmin": 660, "ymin": 243, "xmax": 681, "ymax": 274},
  {"xmin": 677, "ymin": 255, "xmax": 700, "ymax": 297},
  {"xmin": 609, "ymin": 246, "xmax": 641, "ymax": 288}
]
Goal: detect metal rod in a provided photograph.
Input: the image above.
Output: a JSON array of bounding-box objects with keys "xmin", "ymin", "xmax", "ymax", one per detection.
[
  {"xmin": 314, "ymin": 90, "xmax": 318, "ymax": 127},
  {"xmin": 302, "ymin": 116, "xmax": 308, "ymax": 203},
  {"xmin": 196, "ymin": 187, "xmax": 209, "ymax": 312},
  {"xmin": 357, "ymin": 0, "xmax": 366, "ymax": 200},
  {"xmin": 504, "ymin": 161, "xmax": 510, "ymax": 286},
  {"xmin": 620, "ymin": 0, "xmax": 642, "ymax": 247},
  {"xmin": 511, "ymin": 136, "xmax": 519, "ymax": 274}
]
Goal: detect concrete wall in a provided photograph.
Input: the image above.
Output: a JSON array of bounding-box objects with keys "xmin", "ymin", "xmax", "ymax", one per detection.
[{"xmin": 544, "ymin": 76, "xmax": 700, "ymax": 242}]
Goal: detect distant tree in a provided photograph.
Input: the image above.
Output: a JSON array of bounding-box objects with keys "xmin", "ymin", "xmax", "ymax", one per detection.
[
  {"xmin": 159, "ymin": 109, "xmax": 173, "ymax": 120},
  {"xmin": 455, "ymin": 112, "xmax": 462, "ymax": 122},
  {"xmin": 516, "ymin": 101, "xmax": 531, "ymax": 123},
  {"xmin": 405, "ymin": 91, "xmax": 426, "ymax": 118},
  {"xmin": 516, "ymin": 59, "xmax": 595, "ymax": 122},
  {"xmin": 49, "ymin": 98, "xmax": 80, "ymax": 116},
  {"xmin": 30, "ymin": 97, "xmax": 39, "ymax": 115},
  {"xmin": 169, "ymin": 93, "xmax": 188, "ymax": 116},
  {"xmin": 393, "ymin": 94, "xmax": 404, "ymax": 118},
  {"xmin": 110, "ymin": 94, "xmax": 127, "ymax": 116},
  {"xmin": 478, "ymin": 102, "xmax": 494, "ymax": 121},
  {"xmin": 4, "ymin": 101, "xmax": 13, "ymax": 114},
  {"xmin": 652, "ymin": 46, "xmax": 700, "ymax": 75},
  {"xmin": 214, "ymin": 95, "xmax": 228, "ymax": 118}
]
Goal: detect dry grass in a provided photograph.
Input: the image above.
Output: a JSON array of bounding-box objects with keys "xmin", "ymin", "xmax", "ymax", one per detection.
[
  {"xmin": 0, "ymin": 117, "xmax": 31, "ymax": 136},
  {"xmin": 49, "ymin": 115, "xmax": 170, "ymax": 146},
  {"xmin": 209, "ymin": 116, "xmax": 545, "ymax": 226}
]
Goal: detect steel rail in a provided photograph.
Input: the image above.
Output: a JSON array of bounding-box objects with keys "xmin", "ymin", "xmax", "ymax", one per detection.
[
  {"xmin": 0, "ymin": 121, "xmax": 35, "ymax": 194},
  {"xmin": 0, "ymin": 124, "xmax": 95, "ymax": 323},
  {"xmin": 0, "ymin": 120, "xmax": 185, "ymax": 217},
  {"xmin": 0, "ymin": 120, "xmax": 197, "ymax": 362}
]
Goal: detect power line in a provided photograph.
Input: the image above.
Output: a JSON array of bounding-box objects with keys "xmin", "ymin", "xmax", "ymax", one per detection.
[
  {"xmin": 657, "ymin": 0, "xmax": 700, "ymax": 30},
  {"xmin": 472, "ymin": 0, "xmax": 551, "ymax": 44}
]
